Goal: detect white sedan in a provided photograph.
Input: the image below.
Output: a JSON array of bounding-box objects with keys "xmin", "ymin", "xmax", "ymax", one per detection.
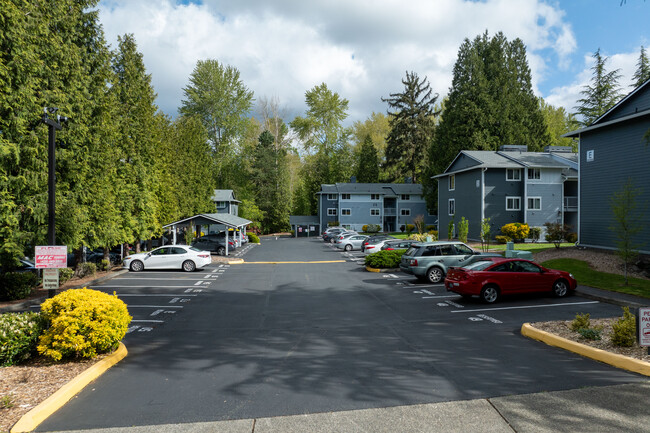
[{"xmin": 123, "ymin": 245, "xmax": 212, "ymax": 272}]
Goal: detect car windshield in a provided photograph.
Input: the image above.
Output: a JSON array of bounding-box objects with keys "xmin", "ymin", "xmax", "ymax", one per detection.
[
  {"xmin": 462, "ymin": 260, "xmax": 494, "ymax": 271},
  {"xmin": 404, "ymin": 246, "xmax": 419, "ymax": 256}
]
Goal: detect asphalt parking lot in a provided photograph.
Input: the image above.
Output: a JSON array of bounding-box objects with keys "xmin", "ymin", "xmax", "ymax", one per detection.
[{"xmin": 37, "ymin": 237, "xmax": 646, "ymax": 432}]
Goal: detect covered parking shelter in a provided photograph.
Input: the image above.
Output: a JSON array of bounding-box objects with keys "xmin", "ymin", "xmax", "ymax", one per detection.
[{"xmin": 163, "ymin": 213, "xmax": 252, "ymax": 255}]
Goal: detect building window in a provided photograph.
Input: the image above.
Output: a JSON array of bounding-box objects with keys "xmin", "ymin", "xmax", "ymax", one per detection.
[
  {"xmin": 401, "ymin": 209, "xmax": 410, "ymax": 216},
  {"xmin": 527, "ymin": 197, "xmax": 541, "ymax": 210},
  {"xmin": 370, "ymin": 194, "xmax": 380, "ymax": 200},
  {"xmin": 448, "ymin": 199, "xmax": 455, "ymax": 216},
  {"xmin": 341, "ymin": 209, "xmax": 351, "ymax": 216},
  {"xmin": 506, "ymin": 196, "xmax": 521, "ymax": 211},
  {"xmin": 528, "ymin": 168, "xmax": 541, "ymax": 180},
  {"xmin": 327, "ymin": 194, "xmax": 337, "ymax": 200},
  {"xmin": 401, "ymin": 194, "xmax": 410, "ymax": 200},
  {"xmin": 327, "ymin": 208, "xmax": 337, "ymax": 216},
  {"xmin": 216, "ymin": 201, "xmax": 227, "ymax": 209},
  {"xmin": 449, "ymin": 175, "xmax": 455, "ymax": 191},
  {"xmin": 370, "ymin": 209, "xmax": 380, "ymax": 216},
  {"xmin": 341, "ymin": 193, "xmax": 351, "ymax": 200},
  {"xmin": 506, "ymin": 169, "xmax": 521, "ymax": 181}
]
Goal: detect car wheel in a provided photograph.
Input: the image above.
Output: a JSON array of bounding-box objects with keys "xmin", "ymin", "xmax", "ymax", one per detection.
[
  {"xmin": 426, "ymin": 266, "xmax": 444, "ymax": 284},
  {"xmin": 216, "ymin": 246, "xmax": 226, "ymax": 256},
  {"xmin": 330, "ymin": 238, "xmax": 336, "ymax": 244},
  {"xmin": 130, "ymin": 260, "xmax": 144, "ymax": 272},
  {"xmin": 182, "ymin": 260, "xmax": 196, "ymax": 272},
  {"xmin": 480, "ymin": 285, "xmax": 499, "ymax": 303},
  {"xmin": 344, "ymin": 244, "xmax": 352, "ymax": 251},
  {"xmin": 552, "ymin": 279, "xmax": 569, "ymax": 297}
]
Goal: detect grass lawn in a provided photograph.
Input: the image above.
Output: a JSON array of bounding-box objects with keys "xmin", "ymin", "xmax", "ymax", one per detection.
[
  {"xmin": 488, "ymin": 242, "xmax": 574, "ymax": 253},
  {"xmin": 541, "ymin": 258, "xmax": 650, "ymax": 299}
]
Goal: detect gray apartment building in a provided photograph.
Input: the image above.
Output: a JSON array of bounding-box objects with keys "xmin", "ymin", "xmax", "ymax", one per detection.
[
  {"xmin": 211, "ymin": 189, "xmax": 240, "ymax": 216},
  {"xmin": 565, "ymin": 78, "xmax": 650, "ymax": 253},
  {"xmin": 317, "ymin": 183, "xmax": 436, "ymax": 232},
  {"xmin": 434, "ymin": 146, "xmax": 578, "ymax": 241}
]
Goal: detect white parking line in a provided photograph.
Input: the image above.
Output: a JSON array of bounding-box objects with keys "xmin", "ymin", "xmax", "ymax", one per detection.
[
  {"xmin": 422, "ymin": 295, "xmax": 458, "ymax": 299},
  {"xmin": 114, "ymin": 278, "xmax": 209, "ymax": 281},
  {"xmin": 451, "ymin": 301, "xmax": 600, "ymax": 313},
  {"xmin": 116, "ymin": 294, "xmax": 198, "ymax": 297},
  {"xmin": 89, "ymin": 285, "xmax": 198, "ymax": 289},
  {"xmin": 125, "ymin": 305, "xmax": 183, "ymax": 308},
  {"xmin": 131, "ymin": 320, "xmax": 164, "ymax": 323}
]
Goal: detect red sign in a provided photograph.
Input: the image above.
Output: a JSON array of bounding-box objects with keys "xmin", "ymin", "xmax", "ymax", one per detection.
[{"xmin": 35, "ymin": 246, "xmax": 68, "ymax": 269}]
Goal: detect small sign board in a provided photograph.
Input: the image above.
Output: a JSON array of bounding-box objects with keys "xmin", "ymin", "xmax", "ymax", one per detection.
[
  {"xmin": 35, "ymin": 245, "xmax": 67, "ymax": 269},
  {"xmin": 310, "ymin": 226, "xmax": 316, "ymax": 232},
  {"xmin": 43, "ymin": 268, "xmax": 59, "ymax": 290},
  {"xmin": 639, "ymin": 307, "xmax": 650, "ymax": 347}
]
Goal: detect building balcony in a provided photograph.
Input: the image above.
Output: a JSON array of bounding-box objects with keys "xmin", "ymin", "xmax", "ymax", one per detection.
[
  {"xmin": 564, "ymin": 196, "xmax": 578, "ymax": 212},
  {"xmin": 384, "ymin": 208, "xmax": 397, "ymax": 216}
]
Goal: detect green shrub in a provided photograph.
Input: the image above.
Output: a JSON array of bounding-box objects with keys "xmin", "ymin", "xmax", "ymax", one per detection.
[
  {"xmin": 611, "ymin": 307, "xmax": 636, "ymax": 347},
  {"xmin": 328, "ymin": 221, "xmax": 340, "ymax": 227},
  {"xmin": 567, "ymin": 232, "xmax": 578, "ymax": 243},
  {"xmin": 448, "ymin": 219, "xmax": 454, "ymax": 240},
  {"xmin": 544, "ymin": 222, "xmax": 571, "ymax": 248},
  {"xmin": 0, "ymin": 312, "xmax": 47, "ymax": 366},
  {"xmin": 37, "ymin": 288, "xmax": 132, "ymax": 361},
  {"xmin": 98, "ymin": 259, "xmax": 111, "ymax": 272},
  {"xmin": 501, "ymin": 223, "xmax": 529, "ymax": 240},
  {"xmin": 0, "ymin": 272, "xmax": 40, "ymax": 301},
  {"xmin": 529, "ymin": 227, "xmax": 542, "ymax": 242},
  {"xmin": 365, "ymin": 250, "xmax": 406, "ymax": 269},
  {"xmin": 248, "ymin": 233, "xmax": 260, "ymax": 243},
  {"xmin": 458, "ymin": 217, "xmax": 469, "ymax": 243},
  {"xmin": 578, "ymin": 327, "xmax": 602, "ymax": 341},
  {"xmin": 570, "ymin": 313, "xmax": 591, "ymax": 331},
  {"xmin": 495, "ymin": 235, "xmax": 511, "ymax": 244},
  {"xmin": 362, "ymin": 225, "xmax": 368, "ymax": 233},
  {"xmin": 59, "ymin": 268, "xmax": 74, "ymax": 284},
  {"xmin": 405, "ymin": 224, "xmax": 415, "ymax": 234},
  {"xmin": 425, "ymin": 225, "xmax": 436, "ymax": 232},
  {"xmin": 365, "ymin": 224, "xmax": 380, "ymax": 233},
  {"xmin": 76, "ymin": 262, "xmax": 97, "ymax": 278}
]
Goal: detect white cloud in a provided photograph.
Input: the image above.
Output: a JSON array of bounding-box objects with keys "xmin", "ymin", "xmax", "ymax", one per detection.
[{"xmin": 98, "ymin": 0, "xmax": 580, "ymax": 123}]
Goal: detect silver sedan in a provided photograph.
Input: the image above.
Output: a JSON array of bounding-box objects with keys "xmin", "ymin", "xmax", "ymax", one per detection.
[{"xmin": 335, "ymin": 235, "xmax": 369, "ymax": 251}]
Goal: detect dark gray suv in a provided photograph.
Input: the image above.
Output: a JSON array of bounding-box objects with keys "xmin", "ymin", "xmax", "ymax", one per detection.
[{"xmin": 399, "ymin": 241, "xmax": 501, "ymax": 283}]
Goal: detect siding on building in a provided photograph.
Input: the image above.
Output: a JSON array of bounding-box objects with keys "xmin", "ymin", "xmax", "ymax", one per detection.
[{"xmin": 602, "ymin": 86, "xmax": 650, "ymax": 121}]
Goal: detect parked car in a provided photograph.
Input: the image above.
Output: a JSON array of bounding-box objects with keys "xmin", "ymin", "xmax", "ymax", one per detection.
[
  {"xmin": 123, "ymin": 245, "xmax": 212, "ymax": 272},
  {"xmin": 381, "ymin": 240, "xmax": 418, "ymax": 251},
  {"xmin": 334, "ymin": 231, "xmax": 358, "ymax": 244},
  {"xmin": 0, "ymin": 258, "xmax": 37, "ymax": 275},
  {"xmin": 322, "ymin": 226, "xmax": 344, "ymax": 236},
  {"xmin": 323, "ymin": 228, "xmax": 347, "ymax": 243},
  {"xmin": 191, "ymin": 236, "xmax": 230, "ymax": 255},
  {"xmin": 399, "ymin": 241, "xmax": 501, "ymax": 283},
  {"xmin": 445, "ymin": 257, "xmax": 577, "ymax": 303},
  {"xmin": 361, "ymin": 235, "xmax": 395, "ymax": 252},
  {"xmin": 336, "ymin": 235, "xmax": 369, "ymax": 251}
]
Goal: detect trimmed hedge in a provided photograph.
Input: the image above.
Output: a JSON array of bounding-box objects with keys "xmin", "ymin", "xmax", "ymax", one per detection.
[
  {"xmin": 0, "ymin": 272, "xmax": 40, "ymax": 301},
  {"xmin": 365, "ymin": 250, "xmax": 406, "ymax": 269},
  {"xmin": 248, "ymin": 233, "xmax": 260, "ymax": 243}
]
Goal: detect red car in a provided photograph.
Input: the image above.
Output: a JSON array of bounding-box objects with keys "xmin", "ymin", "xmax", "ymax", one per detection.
[{"xmin": 445, "ymin": 258, "xmax": 577, "ymax": 303}]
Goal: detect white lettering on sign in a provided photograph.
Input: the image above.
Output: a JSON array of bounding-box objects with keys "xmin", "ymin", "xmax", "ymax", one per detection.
[
  {"xmin": 640, "ymin": 307, "xmax": 650, "ymax": 347},
  {"xmin": 35, "ymin": 245, "xmax": 68, "ymax": 268}
]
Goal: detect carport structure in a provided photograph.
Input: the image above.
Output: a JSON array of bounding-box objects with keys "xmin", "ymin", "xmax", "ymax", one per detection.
[{"xmin": 163, "ymin": 213, "xmax": 252, "ymax": 255}]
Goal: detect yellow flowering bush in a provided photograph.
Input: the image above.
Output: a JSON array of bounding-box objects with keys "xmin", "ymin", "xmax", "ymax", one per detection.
[
  {"xmin": 37, "ymin": 288, "xmax": 132, "ymax": 361},
  {"xmin": 500, "ymin": 223, "xmax": 530, "ymax": 241}
]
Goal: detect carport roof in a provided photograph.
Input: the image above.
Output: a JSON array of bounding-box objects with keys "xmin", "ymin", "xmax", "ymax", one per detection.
[{"xmin": 163, "ymin": 213, "xmax": 252, "ymax": 229}]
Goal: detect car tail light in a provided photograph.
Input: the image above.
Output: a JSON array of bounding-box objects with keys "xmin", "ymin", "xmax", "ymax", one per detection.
[
  {"xmin": 385, "ymin": 247, "xmax": 394, "ymax": 250},
  {"xmin": 198, "ymin": 254, "xmax": 210, "ymax": 258},
  {"xmin": 409, "ymin": 259, "xmax": 418, "ymax": 266},
  {"xmin": 367, "ymin": 246, "xmax": 375, "ymax": 249}
]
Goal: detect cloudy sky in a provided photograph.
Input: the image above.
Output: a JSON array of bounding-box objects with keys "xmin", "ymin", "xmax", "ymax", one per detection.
[{"xmin": 97, "ymin": 0, "xmax": 649, "ymax": 125}]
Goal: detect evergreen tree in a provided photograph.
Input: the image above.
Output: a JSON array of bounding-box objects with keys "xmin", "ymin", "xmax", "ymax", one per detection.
[
  {"xmin": 631, "ymin": 46, "xmax": 650, "ymax": 88},
  {"xmin": 430, "ymin": 31, "xmax": 548, "ymax": 211},
  {"xmin": 356, "ymin": 135, "xmax": 379, "ymax": 183},
  {"xmin": 180, "ymin": 59, "xmax": 254, "ymax": 188},
  {"xmin": 382, "ymin": 71, "xmax": 438, "ymax": 183},
  {"xmin": 574, "ymin": 48, "xmax": 623, "ymax": 126},
  {"xmin": 252, "ymin": 130, "xmax": 291, "ymax": 233}
]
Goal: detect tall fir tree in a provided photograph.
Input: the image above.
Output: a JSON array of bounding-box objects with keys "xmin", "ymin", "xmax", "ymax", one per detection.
[
  {"xmin": 429, "ymin": 31, "xmax": 548, "ymax": 212},
  {"xmin": 574, "ymin": 48, "xmax": 623, "ymax": 126},
  {"xmin": 356, "ymin": 135, "xmax": 379, "ymax": 183},
  {"xmin": 382, "ymin": 71, "xmax": 438, "ymax": 184},
  {"xmin": 631, "ymin": 46, "xmax": 650, "ymax": 88}
]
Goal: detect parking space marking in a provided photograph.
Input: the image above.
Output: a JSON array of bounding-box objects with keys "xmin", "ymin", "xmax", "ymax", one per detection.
[
  {"xmin": 131, "ymin": 320, "xmax": 164, "ymax": 323},
  {"xmin": 451, "ymin": 300, "xmax": 600, "ymax": 314},
  {"xmin": 126, "ymin": 305, "xmax": 183, "ymax": 308},
  {"xmin": 114, "ymin": 278, "xmax": 208, "ymax": 281},
  {"xmin": 90, "ymin": 285, "xmax": 199, "ymax": 289},
  {"xmin": 116, "ymin": 294, "xmax": 198, "ymax": 297},
  {"xmin": 421, "ymin": 295, "xmax": 458, "ymax": 299}
]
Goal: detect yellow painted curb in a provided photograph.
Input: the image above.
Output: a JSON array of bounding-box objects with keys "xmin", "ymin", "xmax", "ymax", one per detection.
[
  {"xmin": 226, "ymin": 258, "xmax": 245, "ymax": 264},
  {"xmin": 243, "ymin": 260, "xmax": 345, "ymax": 264},
  {"xmin": 521, "ymin": 323, "xmax": 650, "ymax": 377},
  {"xmin": 11, "ymin": 342, "xmax": 128, "ymax": 433},
  {"xmin": 365, "ymin": 266, "xmax": 400, "ymax": 273}
]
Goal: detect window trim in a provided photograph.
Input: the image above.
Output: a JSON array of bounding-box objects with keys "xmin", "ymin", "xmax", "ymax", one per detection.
[
  {"xmin": 370, "ymin": 209, "xmax": 380, "ymax": 216},
  {"xmin": 506, "ymin": 196, "xmax": 521, "ymax": 211},
  {"xmin": 341, "ymin": 208, "xmax": 351, "ymax": 216},
  {"xmin": 527, "ymin": 168, "xmax": 541, "ymax": 180},
  {"xmin": 341, "ymin": 193, "xmax": 351, "ymax": 200},
  {"xmin": 448, "ymin": 199, "xmax": 455, "ymax": 216},
  {"xmin": 506, "ymin": 168, "xmax": 521, "ymax": 181},
  {"xmin": 327, "ymin": 194, "xmax": 337, "ymax": 200},
  {"xmin": 400, "ymin": 208, "xmax": 411, "ymax": 216},
  {"xmin": 370, "ymin": 194, "xmax": 380, "ymax": 200},
  {"xmin": 527, "ymin": 197, "xmax": 541, "ymax": 211},
  {"xmin": 327, "ymin": 208, "xmax": 337, "ymax": 216},
  {"xmin": 449, "ymin": 175, "xmax": 455, "ymax": 191},
  {"xmin": 400, "ymin": 194, "xmax": 410, "ymax": 201}
]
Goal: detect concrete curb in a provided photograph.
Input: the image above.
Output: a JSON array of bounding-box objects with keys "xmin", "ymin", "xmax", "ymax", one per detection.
[
  {"xmin": 0, "ymin": 269, "xmax": 129, "ymax": 313},
  {"xmin": 521, "ymin": 323, "xmax": 650, "ymax": 376},
  {"xmin": 574, "ymin": 288, "xmax": 647, "ymax": 310},
  {"xmin": 10, "ymin": 342, "xmax": 128, "ymax": 433},
  {"xmin": 365, "ymin": 266, "xmax": 400, "ymax": 273}
]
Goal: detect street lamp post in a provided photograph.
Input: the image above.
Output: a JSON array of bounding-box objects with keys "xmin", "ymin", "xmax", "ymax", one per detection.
[{"xmin": 42, "ymin": 107, "xmax": 67, "ymax": 297}]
